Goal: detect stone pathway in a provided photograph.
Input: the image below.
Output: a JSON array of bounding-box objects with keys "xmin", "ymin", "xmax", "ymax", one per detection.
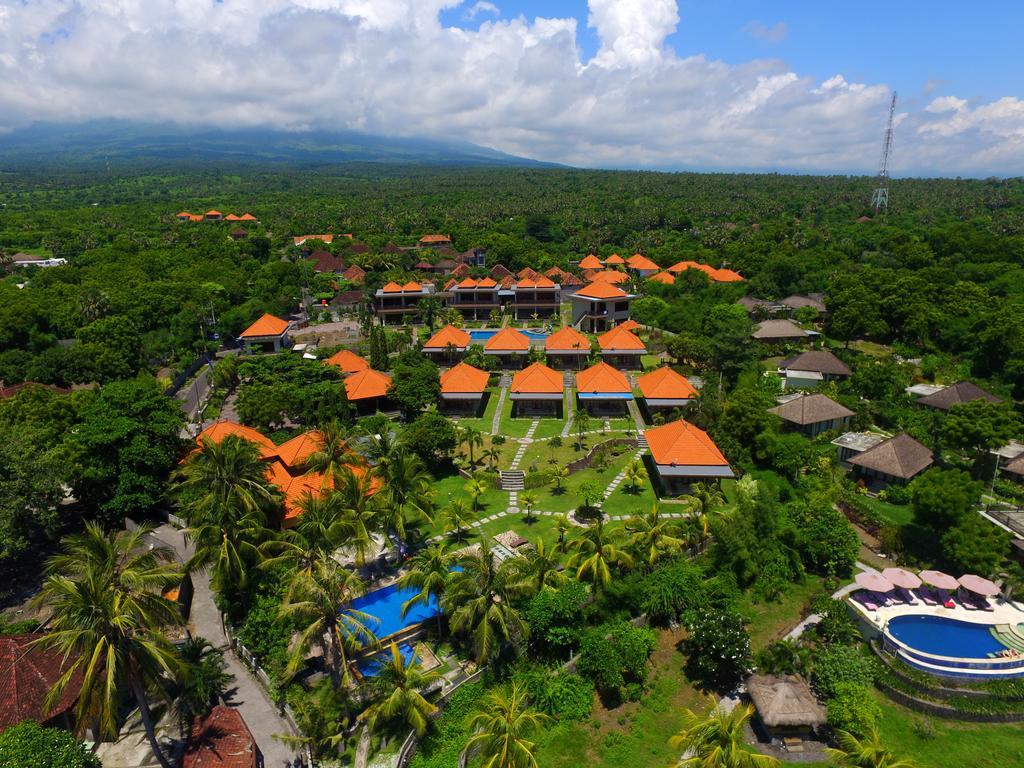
[{"xmin": 490, "ymin": 386, "xmax": 508, "ymax": 435}]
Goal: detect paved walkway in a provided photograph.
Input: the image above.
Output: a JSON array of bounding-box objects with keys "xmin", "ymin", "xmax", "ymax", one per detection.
[
  {"xmin": 155, "ymin": 525, "xmax": 304, "ymax": 768},
  {"xmin": 490, "ymin": 386, "xmax": 508, "ymax": 435}
]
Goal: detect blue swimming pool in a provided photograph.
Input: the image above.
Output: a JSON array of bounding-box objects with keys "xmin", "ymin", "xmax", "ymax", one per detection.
[
  {"xmin": 347, "ymin": 582, "xmax": 439, "ymax": 640},
  {"xmin": 356, "ymin": 643, "xmax": 416, "ymax": 678},
  {"xmin": 887, "ymin": 615, "xmax": 1007, "ymax": 659},
  {"xmin": 469, "ymin": 328, "xmax": 548, "ymax": 342}
]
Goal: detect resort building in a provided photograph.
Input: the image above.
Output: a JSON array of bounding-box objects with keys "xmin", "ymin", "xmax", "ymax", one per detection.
[
  {"xmin": 239, "ymin": 313, "xmax": 291, "ymax": 353},
  {"xmin": 0, "ymin": 634, "xmax": 84, "ymax": 734},
  {"xmin": 590, "ymin": 269, "xmax": 630, "ymax": 284},
  {"xmin": 440, "ymin": 362, "xmax": 490, "ymax": 414},
  {"xmin": 597, "ymin": 325, "xmax": 646, "ymax": 368},
  {"xmin": 648, "ymin": 270, "xmax": 676, "ymax": 286},
  {"xmin": 483, "ymin": 327, "xmax": 531, "ymax": 368},
  {"xmin": 752, "ymin": 319, "xmax": 810, "ymax": 344},
  {"xmin": 576, "ymin": 361, "xmax": 632, "ymax": 416},
  {"xmin": 447, "ymin": 277, "xmax": 500, "ymax": 320},
  {"xmin": 644, "ymin": 419, "xmax": 734, "ymax": 494},
  {"xmin": 780, "ymin": 294, "xmax": 828, "ymax": 317},
  {"xmin": 204, "ymin": 210, "xmax": 223, "ymax": 220},
  {"xmin": 847, "ymin": 433, "xmax": 934, "ymax": 487},
  {"xmin": 778, "ymin": 349, "xmax": 851, "ymax": 388},
  {"xmin": 915, "ymin": 380, "xmax": 1003, "ymax": 411},
  {"xmin": 509, "ymin": 362, "xmax": 564, "ymax": 417},
  {"xmin": 344, "ymin": 368, "xmax": 393, "ymax": 413},
  {"xmin": 625, "ymin": 253, "xmax": 660, "ymax": 277},
  {"xmin": 570, "ymin": 282, "xmax": 634, "ymax": 333},
  {"xmin": 512, "ymin": 276, "xmax": 561, "ymax": 320},
  {"xmin": 604, "ymin": 254, "xmax": 625, "ymax": 267},
  {"xmin": 637, "ymin": 367, "xmax": 698, "ymax": 417},
  {"xmin": 545, "ymin": 326, "xmax": 592, "ymax": 369},
  {"xmin": 422, "ymin": 324, "xmax": 471, "ymax": 362},
  {"xmin": 323, "ymin": 349, "xmax": 370, "ymax": 376},
  {"xmin": 418, "ymin": 234, "xmax": 453, "ymax": 248},
  {"xmin": 183, "ymin": 704, "xmax": 259, "ymax": 768},
  {"xmin": 832, "ymin": 431, "xmax": 888, "ymax": 466},
  {"xmin": 373, "ymin": 281, "xmax": 435, "ymax": 325},
  {"xmin": 196, "ymin": 421, "xmax": 279, "ymax": 459},
  {"xmin": 293, "ymin": 234, "xmax": 342, "ymax": 248},
  {"xmin": 746, "ymin": 674, "xmax": 825, "ymax": 741},
  {"xmin": 768, "ymin": 393, "xmax": 855, "ymax": 437},
  {"xmin": 578, "ymin": 254, "xmax": 604, "ymax": 270}
]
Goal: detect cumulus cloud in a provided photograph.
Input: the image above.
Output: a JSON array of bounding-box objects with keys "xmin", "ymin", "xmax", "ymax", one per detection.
[
  {"xmin": 743, "ymin": 21, "xmax": 788, "ymax": 43},
  {"xmin": 464, "ymin": 1, "xmax": 500, "ymax": 20},
  {"xmin": 0, "ymin": 0, "xmax": 1021, "ymax": 174}
]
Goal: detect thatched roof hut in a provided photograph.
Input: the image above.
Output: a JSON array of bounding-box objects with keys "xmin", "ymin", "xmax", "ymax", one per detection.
[{"xmin": 747, "ymin": 674, "xmax": 825, "ymax": 735}]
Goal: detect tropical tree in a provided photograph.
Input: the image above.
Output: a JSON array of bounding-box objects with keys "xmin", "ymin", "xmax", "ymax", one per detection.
[
  {"xmin": 175, "ymin": 637, "xmax": 231, "ymax": 726},
  {"xmin": 670, "ymin": 704, "xmax": 779, "ymax": 768},
  {"xmin": 399, "ymin": 542, "xmax": 455, "ymax": 635},
  {"xmin": 622, "ymin": 459, "xmax": 648, "ymax": 494},
  {"xmin": 520, "ymin": 491, "xmax": 538, "ymax": 523},
  {"xmin": 448, "ymin": 542, "xmax": 530, "ymax": 664},
  {"xmin": 509, "ymin": 539, "xmax": 565, "ymax": 594},
  {"xmin": 626, "ymin": 505, "xmax": 686, "ymax": 568},
  {"xmin": 418, "ymin": 296, "xmax": 443, "ymax": 331},
  {"xmin": 330, "ymin": 467, "xmax": 381, "ymax": 564},
  {"xmin": 547, "ymin": 435, "xmax": 563, "ymax": 463},
  {"xmin": 482, "ymin": 445, "xmax": 502, "ymax": 471},
  {"xmin": 461, "ymin": 425, "xmax": 484, "ymax": 467},
  {"xmin": 552, "ymin": 514, "xmax": 572, "ymax": 553},
  {"xmin": 303, "ymin": 420, "xmax": 356, "ymax": 488},
  {"xmin": 359, "ymin": 642, "xmax": 441, "ymax": 737},
  {"xmin": 461, "ymin": 683, "xmax": 549, "ymax": 768},
  {"xmin": 549, "ymin": 467, "xmax": 569, "ymax": 494},
  {"xmin": 376, "ymin": 448, "xmax": 433, "ymax": 542},
  {"xmin": 568, "ymin": 519, "xmax": 634, "ymax": 589},
  {"xmin": 34, "ymin": 524, "xmax": 185, "ymax": 768},
  {"xmin": 685, "ymin": 480, "xmax": 727, "ymax": 539},
  {"xmin": 826, "ymin": 728, "xmax": 917, "ymax": 768},
  {"xmin": 465, "ymin": 478, "xmax": 489, "ymax": 513},
  {"xmin": 278, "ymin": 554, "xmax": 378, "ymax": 686},
  {"xmin": 443, "ymin": 499, "xmax": 475, "ymax": 540},
  {"xmin": 574, "ymin": 406, "xmax": 591, "ymax": 448}
]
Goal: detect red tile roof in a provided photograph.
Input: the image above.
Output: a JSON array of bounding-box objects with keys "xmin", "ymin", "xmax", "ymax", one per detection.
[
  {"xmin": 224, "ymin": 214, "xmax": 241, "ymax": 221},
  {"xmin": 451, "ymin": 264, "xmax": 471, "ymax": 278},
  {"xmin": 293, "ymin": 234, "xmax": 335, "ymax": 245},
  {"xmin": 576, "ymin": 361, "xmax": 630, "ymax": 393},
  {"xmin": 341, "ymin": 265, "xmax": 365, "ymax": 284},
  {"xmin": 575, "ymin": 282, "xmax": 628, "ymax": 300},
  {"xmin": 240, "ymin": 313, "xmax": 289, "ymax": 338},
  {"xmin": 239, "ymin": 213, "xmax": 258, "ymax": 221},
  {"xmin": 517, "ymin": 267, "xmax": 540, "ymax": 280},
  {"xmin": 381, "ymin": 281, "xmax": 404, "ymax": 293},
  {"xmin": 517, "ymin": 276, "xmax": 556, "ymax": 289},
  {"xmin": 196, "ymin": 421, "xmax": 278, "ymax": 458},
  {"xmin": 597, "ymin": 326, "xmax": 645, "ymax": 352},
  {"xmin": 711, "ymin": 268, "xmax": 744, "ymax": 283},
  {"xmin": 617, "ymin": 319, "xmax": 640, "ymax": 332},
  {"xmin": 456, "ymin": 278, "xmax": 478, "ymax": 289},
  {"xmin": 637, "ymin": 367, "xmax": 698, "ymax": 400},
  {"xmin": 402, "ymin": 281, "xmax": 423, "ymax": 292},
  {"xmin": 419, "ymin": 234, "xmax": 452, "ymax": 244},
  {"xmin": 511, "ymin": 362, "xmax": 563, "ymax": 394},
  {"xmin": 183, "ymin": 705, "xmax": 258, "ymax": 768},
  {"xmin": 0, "ymin": 635, "xmax": 83, "ymax": 731},
  {"xmin": 345, "ymin": 369, "xmax": 392, "ymax": 400},
  {"xmin": 645, "ymin": 419, "xmax": 729, "ymax": 467},
  {"xmin": 484, "ymin": 327, "xmax": 530, "ymax": 352},
  {"xmin": 545, "ymin": 326, "xmax": 590, "ymax": 352},
  {"xmin": 425, "ymin": 325, "xmax": 471, "ymax": 350},
  {"xmin": 476, "ymin": 277, "xmax": 497, "ymax": 288},
  {"xmin": 274, "ymin": 430, "xmax": 327, "ymax": 469},
  {"xmin": 324, "ymin": 349, "xmax": 369, "ymax": 376},
  {"xmin": 441, "ymin": 362, "xmax": 489, "ymax": 394},
  {"xmin": 667, "ymin": 260, "xmax": 701, "ymax": 274}
]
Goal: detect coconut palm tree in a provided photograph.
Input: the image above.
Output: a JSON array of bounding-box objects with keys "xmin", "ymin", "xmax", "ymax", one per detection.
[
  {"xmin": 461, "ymin": 425, "xmax": 484, "ymax": 467},
  {"xmin": 329, "ymin": 467, "xmax": 380, "ymax": 564},
  {"xmin": 34, "ymin": 524, "xmax": 185, "ymax": 768},
  {"xmin": 568, "ymin": 519, "xmax": 633, "ymax": 589},
  {"xmin": 376, "ymin": 449, "xmax": 433, "ymax": 542},
  {"xmin": 418, "ymin": 296, "xmax": 443, "ymax": 332},
  {"xmin": 622, "ymin": 459, "xmax": 648, "ymax": 494},
  {"xmin": 549, "ymin": 467, "xmax": 569, "ymax": 494},
  {"xmin": 359, "ymin": 642, "xmax": 441, "ymax": 737},
  {"xmin": 443, "ymin": 498, "xmax": 475, "ymax": 541},
  {"xmin": 399, "ymin": 542, "xmax": 454, "ymax": 635},
  {"xmin": 465, "ymin": 478, "xmax": 489, "ymax": 513},
  {"xmin": 461, "ymin": 683, "xmax": 549, "ymax": 768},
  {"xmin": 447, "ymin": 542, "xmax": 530, "ymax": 664},
  {"xmin": 574, "ymin": 406, "xmax": 591, "ymax": 448},
  {"xmin": 260, "ymin": 491, "xmax": 367, "ymax": 575},
  {"xmin": 552, "ymin": 514, "xmax": 572, "ymax": 554},
  {"xmin": 826, "ymin": 728, "xmax": 917, "ymax": 768},
  {"xmin": 303, "ymin": 421, "xmax": 356, "ymax": 488},
  {"xmin": 509, "ymin": 539, "xmax": 565, "ymax": 594},
  {"xmin": 278, "ymin": 554, "xmax": 378, "ymax": 687},
  {"xmin": 626, "ymin": 505, "xmax": 686, "ymax": 568},
  {"xmin": 482, "ymin": 445, "xmax": 502, "ymax": 471},
  {"xmin": 670, "ymin": 704, "xmax": 779, "ymax": 768},
  {"xmin": 520, "ymin": 492, "xmax": 538, "ymax": 523}
]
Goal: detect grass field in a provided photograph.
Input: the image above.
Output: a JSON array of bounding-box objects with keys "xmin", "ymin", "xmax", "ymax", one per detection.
[
  {"xmin": 737, "ymin": 574, "xmax": 828, "ymax": 651},
  {"xmin": 859, "ymin": 495, "xmax": 914, "ymax": 527}
]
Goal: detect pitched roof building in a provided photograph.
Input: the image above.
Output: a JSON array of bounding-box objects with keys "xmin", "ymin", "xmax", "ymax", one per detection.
[
  {"xmin": 440, "ymin": 362, "xmax": 490, "ymax": 410},
  {"xmin": 545, "ymin": 326, "xmax": 591, "ymax": 368},
  {"xmin": 344, "ymin": 369, "xmax": 392, "ymax": 402},
  {"xmin": 916, "ymin": 380, "xmax": 1003, "ymax": 411},
  {"xmin": 0, "ymin": 635, "xmax": 84, "ymax": 732},
  {"xmin": 423, "ymin": 325, "xmax": 471, "ymax": 355},
  {"xmin": 637, "ymin": 367, "xmax": 697, "ymax": 411},
  {"xmin": 747, "ymin": 674, "xmax": 825, "ymax": 737},
  {"xmin": 753, "ymin": 319, "xmax": 809, "ymax": 342},
  {"xmin": 769, "ymin": 393, "xmax": 855, "ymax": 437},
  {"xmin": 239, "ymin": 313, "xmax": 291, "ymax": 352},
  {"xmin": 578, "ymin": 254, "xmax": 603, "ymax": 270},
  {"xmin": 183, "ymin": 705, "xmax": 259, "ymax": 768},
  {"xmin": 597, "ymin": 325, "xmax": 646, "ymax": 367},
  {"xmin": 323, "ymin": 349, "xmax": 370, "ymax": 376},
  {"xmin": 848, "ymin": 433, "xmax": 933, "ymax": 485},
  {"xmin": 510, "ymin": 362, "xmax": 563, "ymax": 416},
  {"xmin": 644, "ymin": 419, "xmax": 733, "ymax": 491},
  {"xmin": 196, "ymin": 421, "xmax": 278, "ymax": 459}
]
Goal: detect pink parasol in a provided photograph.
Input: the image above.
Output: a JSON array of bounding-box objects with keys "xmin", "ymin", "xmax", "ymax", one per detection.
[
  {"xmin": 919, "ymin": 570, "xmax": 959, "ymax": 590},
  {"xmin": 855, "ymin": 572, "xmax": 894, "ymax": 592},
  {"xmin": 958, "ymin": 574, "xmax": 1000, "ymax": 597},
  {"xmin": 882, "ymin": 568, "xmax": 922, "ymax": 590}
]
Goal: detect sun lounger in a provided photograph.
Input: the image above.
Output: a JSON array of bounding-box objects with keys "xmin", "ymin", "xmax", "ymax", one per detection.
[
  {"xmin": 874, "ymin": 591, "xmax": 894, "ymax": 607},
  {"xmin": 917, "ymin": 587, "xmax": 939, "ymax": 606},
  {"xmin": 956, "ymin": 590, "xmax": 978, "ymax": 611},
  {"xmin": 936, "ymin": 589, "xmax": 956, "ymax": 609},
  {"xmin": 854, "ymin": 592, "xmax": 879, "ymax": 611},
  {"xmin": 899, "ymin": 587, "xmax": 920, "ymax": 606}
]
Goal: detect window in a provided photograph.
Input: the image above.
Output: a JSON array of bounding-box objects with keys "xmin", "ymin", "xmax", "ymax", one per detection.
[{"xmin": 614, "ymin": 301, "xmax": 629, "ymax": 312}]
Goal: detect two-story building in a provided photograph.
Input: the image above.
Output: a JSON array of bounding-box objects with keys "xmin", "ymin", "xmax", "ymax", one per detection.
[
  {"xmin": 446, "ymin": 277, "xmax": 500, "ymax": 320},
  {"xmin": 570, "ymin": 282, "xmax": 634, "ymax": 333},
  {"xmin": 512, "ymin": 276, "xmax": 561, "ymax": 320},
  {"xmin": 374, "ymin": 281, "xmax": 435, "ymax": 325}
]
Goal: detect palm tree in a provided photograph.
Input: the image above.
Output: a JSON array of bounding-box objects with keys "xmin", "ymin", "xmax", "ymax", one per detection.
[
  {"xmin": 462, "ymin": 425, "xmax": 484, "ymax": 467},
  {"xmin": 418, "ymin": 296, "xmax": 443, "ymax": 331},
  {"xmin": 330, "ymin": 467, "xmax": 380, "ymax": 564},
  {"xmin": 482, "ymin": 445, "xmax": 502, "ymax": 471},
  {"xmin": 374, "ymin": 448, "xmax": 433, "ymax": 544},
  {"xmin": 552, "ymin": 514, "xmax": 572, "ymax": 553},
  {"xmin": 359, "ymin": 642, "xmax": 441, "ymax": 736},
  {"xmin": 442, "ymin": 499, "xmax": 475, "ymax": 540},
  {"xmin": 303, "ymin": 420, "xmax": 356, "ymax": 488},
  {"xmin": 626, "ymin": 506, "xmax": 685, "ymax": 568},
  {"xmin": 826, "ymin": 728, "xmax": 917, "ymax": 768},
  {"xmin": 622, "ymin": 459, "xmax": 648, "ymax": 494},
  {"xmin": 447, "ymin": 542, "xmax": 530, "ymax": 664},
  {"xmin": 278, "ymin": 554, "xmax": 378, "ymax": 687},
  {"xmin": 509, "ymin": 540, "xmax": 565, "ymax": 594},
  {"xmin": 175, "ymin": 637, "xmax": 231, "ymax": 727},
  {"xmin": 465, "ymin": 478, "xmax": 489, "ymax": 513},
  {"xmin": 399, "ymin": 542, "xmax": 454, "ymax": 635},
  {"xmin": 671, "ymin": 704, "xmax": 779, "ymax": 768},
  {"xmin": 520, "ymin": 491, "xmax": 538, "ymax": 523},
  {"xmin": 574, "ymin": 406, "xmax": 591, "ymax": 448},
  {"xmin": 549, "ymin": 467, "xmax": 569, "ymax": 494},
  {"xmin": 568, "ymin": 519, "xmax": 634, "ymax": 589},
  {"xmin": 461, "ymin": 683, "xmax": 549, "ymax": 768},
  {"xmin": 685, "ymin": 481, "xmax": 727, "ymax": 541},
  {"xmin": 34, "ymin": 524, "xmax": 184, "ymax": 768}
]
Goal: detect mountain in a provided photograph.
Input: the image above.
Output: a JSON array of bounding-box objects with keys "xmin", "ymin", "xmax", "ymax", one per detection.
[{"xmin": 0, "ymin": 121, "xmax": 556, "ymax": 169}]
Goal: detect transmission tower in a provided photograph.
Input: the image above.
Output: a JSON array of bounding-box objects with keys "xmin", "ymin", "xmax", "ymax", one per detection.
[{"xmin": 871, "ymin": 91, "xmax": 897, "ymax": 213}]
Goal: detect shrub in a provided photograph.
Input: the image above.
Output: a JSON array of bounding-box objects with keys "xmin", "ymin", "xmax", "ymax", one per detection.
[
  {"xmin": 524, "ymin": 581, "xmax": 589, "ymax": 657},
  {"xmin": 0, "ymin": 722, "xmax": 101, "ymax": 768},
  {"xmin": 826, "ymin": 682, "xmax": 881, "ymax": 737},
  {"xmin": 517, "ymin": 667, "xmax": 594, "ymax": 721},
  {"xmin": 812, "ymin": 644, "xmax": 877, "ymax": 699},
  {"xmin": 682, "ymin": 606, "xmax": 752, "ymax": 691},
  {"xmin": 576, "ymin": 622, "xmax": 656, "ymax": 701}
]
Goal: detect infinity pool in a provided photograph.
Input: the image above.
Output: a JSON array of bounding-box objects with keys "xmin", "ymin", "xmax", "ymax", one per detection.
[
  {"xmin": 887, "ymin": 615, "xmax": 1007, "ymax": 659},
  {"xmin": 469, "ymin": 329, "xmax": 548, "ymax": 342}
]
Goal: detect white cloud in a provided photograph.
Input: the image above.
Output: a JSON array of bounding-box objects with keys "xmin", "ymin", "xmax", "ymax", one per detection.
[
  {"xmin": 743, "ymin": 21, "xmax": 788, "ymax": 43},
  {"xmin": 0, "ymin": 0, "xmax": 1021, "ymax": 174},
  {"xmin": 464, "ymin": 2, "xmax": 500, "ymax": 20}
]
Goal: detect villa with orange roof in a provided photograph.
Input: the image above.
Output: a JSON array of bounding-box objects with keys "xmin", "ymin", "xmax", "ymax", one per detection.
[
  {"xmin": 576, "ymin": 361, "xmax": 632, "ymax": 416},
  {"xmin": 644, "ymin": 419, "xmax": 734, "ymax": 493},
  {"xmin": 626, "ymin": 253, "xmax": 660, "ymax": 277},
  {"xmin": 196, "ymin": 420, "xmax": 279, "ymax": 459},
  {"xmin": 545, "ymin": 326, "xmax": 592, "ymax": 369},
  {"xmin": 637, "ymin": 367, "xmax": 698, "ymax": 417},
  {"xmin": 446, "ymin": 277, "xmax": 499, "ymax": 320},
  {"xmin": 323, "ymin": 348, "xmax": 370, "ymax": 376},
  {"xmin": 423, "ymin": 324, "xmax": 471, "ymax": 362},
  {"xmin": 239, "ymin": 313, "xmax": 292, "ymax": 353},
  {"xmin": 512, "ymin": 274, "xmax": 560, "ymax": 320},
  {"xmin": 418, "ymin": 234, "xmax": 453, "ymax": 248},
  {"xmin": 510, "ymin": 362, "xmax": 564, "ymax": 416},
  {"xmin": 373, "ymin": 280, "xmax": 435, "ymax": 325},
  {"xmin": 483, "ymin": 327, "xmax": 532, "ymax": 368},
  {"xmin": 591, "ymin": 269, "xmax": 630, "ymax": 284},
  {"xmin": 204, "ymin": 210, "xmax": 223, "ymax": 221},
  {"xmin": 597, "ymin": 325, "xmax": 646, "ymax": 368},
  {"xmin": 570, "ymin": 281, "xmax": 635, "ymax": 333},
  {"xmin": 440, "ymin": 362, "xmax": 491, "ymax": 414},
  {"xmin": 578, "ymin": 254, "xmax": 604, "ymax": 270},
  {"xmin": 604, "ymin": 253, "xmax": 625, "ymax": 267},
  {"xmin": 648, "ymin": 270, "xmax": 676, "ymax": 286},
  {"xmin": 344, "ymin": 368, "xmax": 393, "ymax": 412}
]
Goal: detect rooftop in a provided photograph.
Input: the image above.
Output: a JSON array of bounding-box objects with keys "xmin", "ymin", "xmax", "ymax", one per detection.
[
  {"xmin": 239, "ymin": 313, "xmax": 289, "ymax": 339},
  {"xmin": 848, "ymin": 433, "xmax": 933, "ymax": 480},
  {"xmin": 578, "ymin": 254, "xmax": 604, "ymax": 269},
  {"xmin": 0, "ymin": 634, "xmax": 84, "ymax": 731},
  {"xmin": 511, "ymin": 362, "xmax": 563, "ymax": 394},
  {"xmin": 483, "ymin": 327, "xmax": 531, "ymax": 352},
  {"xmin": 637, "ymin": 367, "xmax": 698, "ymax": 400},
  {"xmin": 441, "ymin": 362, "xmax": 489, "ymax": 394},
  {"xmin": 753, "ymin": 319, "xmax": 808, "ymax": 340},
  {"xmin": 576, "ymin": 361, "xmax": 630, "ymax": 393},
  {"xmin": 574, "ymin": 281, "xmax": 629, "ymax": 300},
  {"xmin": 196, "ymin": 421, "xmax": 278, "ymax": 458},
  {"xmin": 832, "ymin": 431, "xmax": 888, "ymax": 453},
  {"xmin": 183, "ymin": 705, "xmax": 258, "ymax": 768},
  {"xmin": 545, "ymin": 325, "xmax": 591, "ymax": 352},
  {"xmin": 424, "ymin": 324, "xmax": 471, "ymax": 350},
  {"xmin": 648, "ymin": 270, "xmax": 676, "ymax": 285},
  {"xmin": 323, "ymin": 349, "xmax": 369, "ymax": 375},
  {"xmin": 780, "ymin": 350, "xmax": 851, "ymax": 376},
  {"xmin": 916, "ymin": 380, "xmax": 1003, "ymax": 411},
  {"xmin": 768, "ymin": 393, "xmax": 855, "ymax": 426},
  {"xmin": 597, "ymin": 325, "xmax": 646, "ymax": 352},
  {"xmin": 344, "ymin": 369, "xmax": 392, "ymax": 400},
  {"xmin": 747, "ymin": 674, "xmax": 825, "ymax": 728},
  {"xmin": 645, "ymin": 419, "xmax": 729, "ymax": 468}
]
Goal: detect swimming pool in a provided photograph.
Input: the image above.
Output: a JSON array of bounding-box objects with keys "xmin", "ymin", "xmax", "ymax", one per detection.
[
  {"xmin": 347, "ymin": 582, "xmax": 439, "ymax": 640},
  {"xmin": 469, "ymin": 328, "xmax": 548, "ymax": 342},
  {"xmin": 356, "ymin": 643, "xmax": 416, "ymax": 678},
  {"xmin": 886, "ymin": 615, "xmax": 1007, "ymax": 659}
]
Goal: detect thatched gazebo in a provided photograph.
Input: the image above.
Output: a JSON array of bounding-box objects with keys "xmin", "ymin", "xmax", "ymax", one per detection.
[{"xmin": 747, "ymin": 674, "xmax": 826, "ymax": 740}]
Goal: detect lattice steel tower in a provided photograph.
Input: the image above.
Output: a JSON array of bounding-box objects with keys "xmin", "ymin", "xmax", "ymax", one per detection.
[{"xmin": 871, "ymin": 91, "xmax": 897, "ymax": 213}]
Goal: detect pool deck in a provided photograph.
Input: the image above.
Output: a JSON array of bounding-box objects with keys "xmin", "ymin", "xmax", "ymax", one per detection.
[{"xmin": 849, "ymin": 593, "xmax": 1024, "ymax": 631}]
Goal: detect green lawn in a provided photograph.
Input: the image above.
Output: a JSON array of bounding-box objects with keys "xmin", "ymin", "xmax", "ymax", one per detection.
[
  {"xmin": 737, "ymin": 574, "xmax": 827, "ymax": 651},
  {"xmin": 448, "ymin": 388, "xmax": 500, "ymax": 434},
  {"xmin": 859, "ymin": 496, "xmax": 914, "ymax": 527}
]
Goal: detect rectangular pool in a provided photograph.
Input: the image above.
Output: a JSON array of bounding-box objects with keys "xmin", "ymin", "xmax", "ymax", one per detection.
[
  {"xmin": 469, "ymin": 328, "xmax": 548, "ymax": 342},
  {"xmin": 356, "ymin": 642, "xmax": 416, "ymax": 678},
  {"xmin": 347, "ymin": 581, "xmax": 440, "ymax": 640}
]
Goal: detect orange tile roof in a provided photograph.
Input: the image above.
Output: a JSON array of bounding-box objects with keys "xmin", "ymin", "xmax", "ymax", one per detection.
[
  {"xmin": 711, "ymin": 268, "xmax": 744, "ymax": 282},
  {"xmin": 425, "ymin": 324, "xmax": 471, "ymax": 350},
  {"xmin": 275, "ymin": 430, "xmax": 327, "ymax": 469},
  {"xmin": 239, "ymin": 213, "xmax": 258, "ymax": 221},
  {"xmin": 456, "ymin": 278, "xmax": 478, "ymax": 289},
  {"xmin": 604, "ymin": 253, "xmax": 625, "ymax": 265},
  {"xmin": 648, "ymin": 271, "xmax": 676, "ymax": 285},
  {"xmin": 592, "ymin": 270, "xmax": 629, "ymax": 284},
  {"xmin": 637, "ymin": 367, "xmax": 698, "ymax": 400},
  {"xmin": 444, "ymin": 278, "xmax": 458, "ymax": 291},
  {"xmin": 484, "ymin": 327, "xmax": 530, "ymax": 352},
  {"xmin": 240, "ymin": 313, "xmax": 290, "ymax": 338},
  {"xmin": 576, "ymin": 361, "xmax": 630, "ymax": 393},
  {"xmin": 617, "ymin": 319, "xmax": 640, "ymax": 332},
  {"xmin": 511, "ymin": 362, "xmax": 563, "ymax": 394},
  {"xmin": 176, "ymin": 211, "xmax": 191, "ymax": 217},
  {"xmin": 188, "ymin": 214, "xmax": 204, "ymax": 222},
  {"xmin": 627, "ymin": 254, "xmax": 659, "ymax": 271},
  {"xmin": 324, "ymin": 349, "xmax": 369, "ymax": 375},
  {"xmin": 381, "ymin": 281, "xmax": 404, "ymax": 293},
  {"xmin": 598, "ymin": 325, "xmax": 646, "ymax": 352},
  {"xmin": 402, "ymin": 281, "xmax": 423, "ymax": 292},
  {"xmin": 294, "ymin": 234, "xmax": 335, "ymax": 245},
  {"xmin": 694, "ymin": 263, "xmax": 717, "ymax": 275},
  {"xmin": 546, "ymin": 326, "xmax": 591, "ymax": 352},
  {"xmin": 544, "ymin": 266, "xmax": 569, "ymax": 279},
  {"xmin": 224, "ymin": 214, "xmax": 241, "ymax": 221},
  {"xmin": 517, "ymin": 276, "xmax": 556, "ymax": 289},
  {"xmin": 645, "ymin": 419, "xmax": 729, "ymax": 467},
  {"xmin": 206, "ymin": 210, "xmax": 222, "ymax": 216},
  {"xmin": 578, "ymin": 254, "xmax": 604, "ymax": 269},
  {"xmin": 517, "ymin": 267, "xmax": 540, "ymax": 279},
  {"xmin": 476, "ymin": 277, "xmax": 497, "ymax": 288},
  {"xmin": 575, "ymin": 281, "xmax": 628, "ymax": 300},
  {"xmin": 441, "ymin": 362, "xmax": 489, "ymax": 394},
  {"xmin": 419, "ymin": 234, "xmax": 451, "ymax": 244},
  {"xmin": 196, "ymin": 421, "xmax": 277, "ymax": 458},
  {"xmin": 667, "ymin": 260, "xmax": 701, "ymax": 274},
  {"xmin": 344, "ymin": 369, "xmax": 392, "ymax": 401}
]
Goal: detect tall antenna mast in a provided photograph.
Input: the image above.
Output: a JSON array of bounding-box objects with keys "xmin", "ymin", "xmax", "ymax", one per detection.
[{"xmin": 871, "ymin": 91, "xmax": 897, "ymax": 213}]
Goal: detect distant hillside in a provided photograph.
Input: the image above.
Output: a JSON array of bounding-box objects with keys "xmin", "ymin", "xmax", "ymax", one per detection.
[{"xmin": 0, "ymin": 121, "xmax": 557, "ymax": 169}]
